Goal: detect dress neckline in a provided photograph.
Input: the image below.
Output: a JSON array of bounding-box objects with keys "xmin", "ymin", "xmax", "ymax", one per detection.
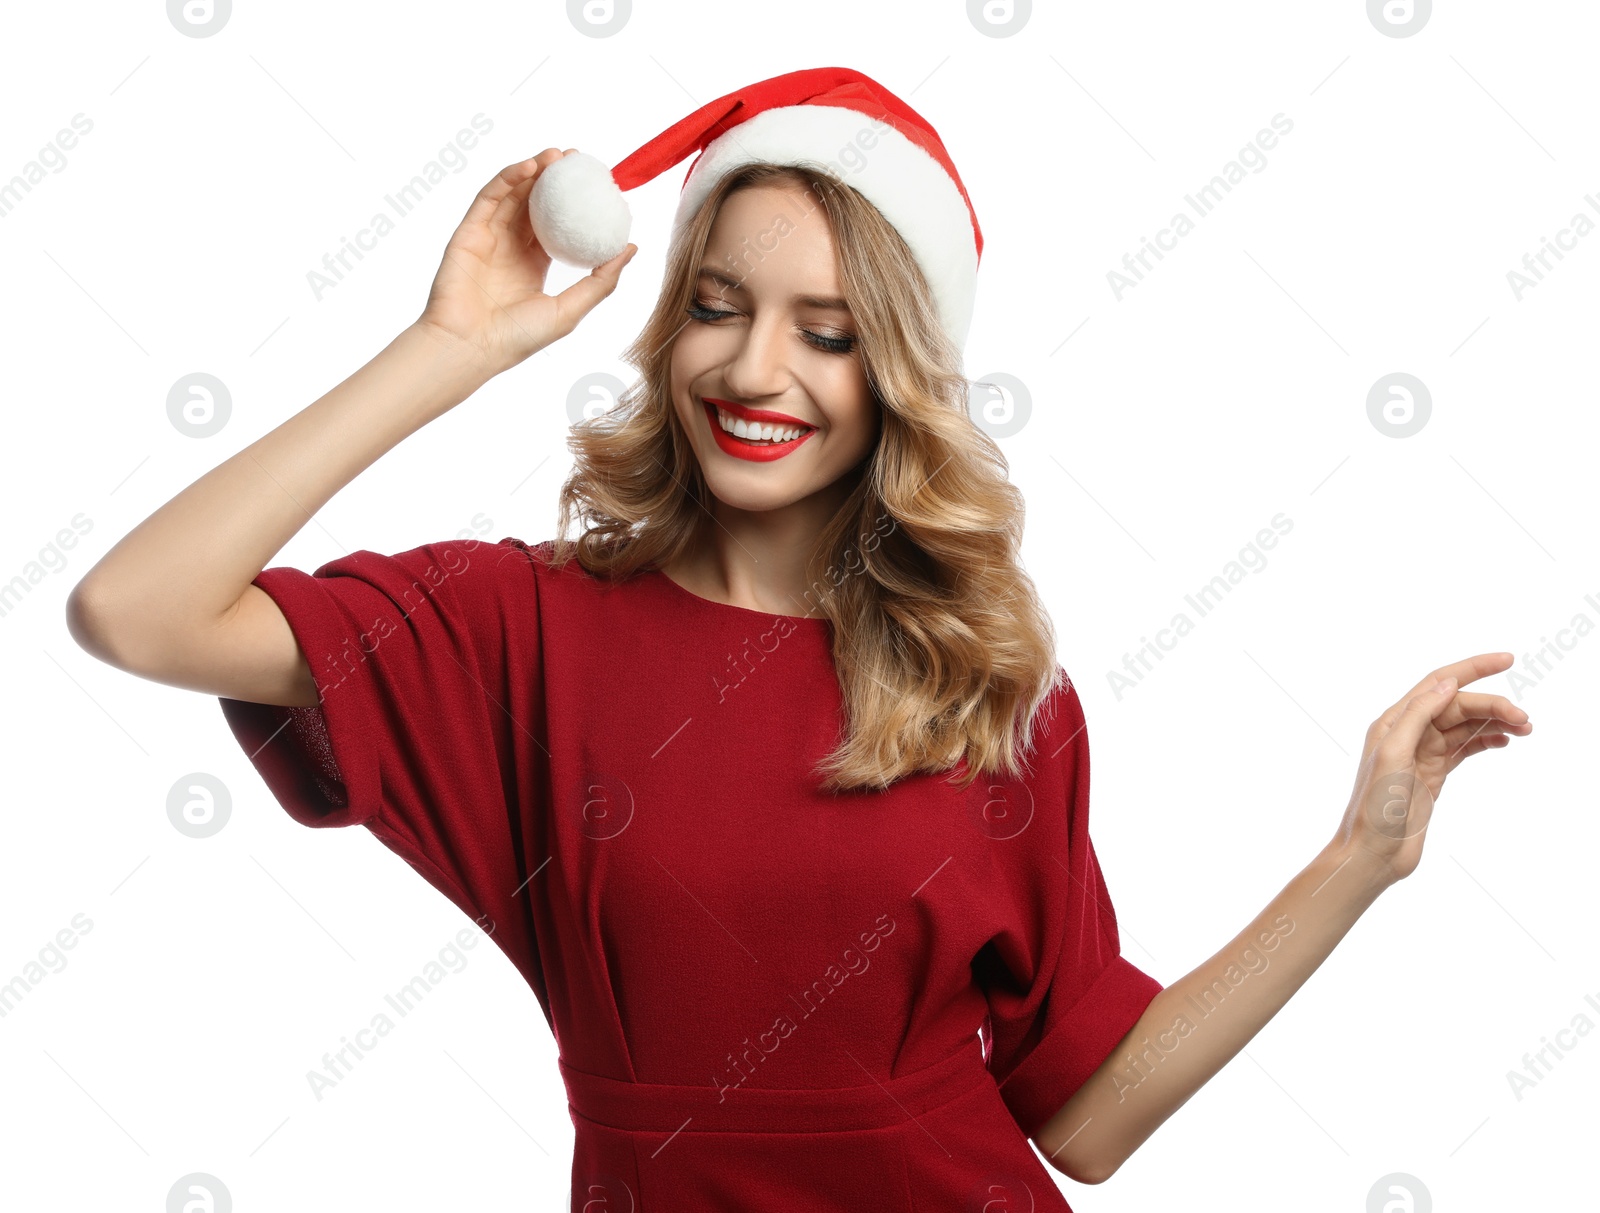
[{"xmin": 647, "ymin": 567, "xmax": 831, "ymax": 627}]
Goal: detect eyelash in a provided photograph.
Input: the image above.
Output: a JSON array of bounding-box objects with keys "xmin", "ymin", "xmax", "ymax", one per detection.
[{"xmin": 684, "ymin": 301, "xmax": 857, "ymax": 355}]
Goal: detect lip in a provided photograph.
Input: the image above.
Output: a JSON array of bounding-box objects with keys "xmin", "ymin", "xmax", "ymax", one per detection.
[
  {"xmin": 703, "ymin": 397, "xmax": 814, "ymax": 428},
  {"xmin": 700, "ymin": 397, "xmax": 817, "ymax": 463}
]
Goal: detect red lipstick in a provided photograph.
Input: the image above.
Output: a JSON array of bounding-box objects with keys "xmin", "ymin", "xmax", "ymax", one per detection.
[
  {"xmin": 705, "ymin": 398, "xmax": 813, "ymax": 429},
  {"xmin": 700, "ymin": 397, "xmax": 817, "ymax": 463}
]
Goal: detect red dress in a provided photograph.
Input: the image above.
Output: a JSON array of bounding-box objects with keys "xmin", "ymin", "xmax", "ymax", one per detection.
[{"xmin": 219, "ymin": 536, "xmax": 1164, "ymax": 1211}]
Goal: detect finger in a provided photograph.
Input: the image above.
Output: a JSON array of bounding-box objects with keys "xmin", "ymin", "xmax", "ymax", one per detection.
[
  {"xmin": 1391, "ymin": 652, "xmax": 1514, "ymax": 713},
  {"xmin": 551, "ymin": 243, "xmax": 638, "ymax": 335},
  {"xmin": 1372, "ymin": 652, "xmax": 1517, "ymax": 738},
  {"xmin": 489, "ymin": 164, "xmax": 545, "ymax": 242},
  {"xmin": 494, "ymin": 149, "xmax": 585, "ymax": 254},
  {"xmin": 459, "ymin": 150, "xmax": 564, "ymax": 232},
  {"xmin": 1445, "ymin": 731, "xmax": 1511, "ymax": 771},
  {"xmin": 491, "ymin": 149, "xmax": 565, "ymax": 230},
  {"xmin": 1439, "ymin": 717, "xmax": 1528, "ymax": 755},
  {"xmin": 1435, "ymin": 690, "xmax": 1531, "ymax": 731},
  {"xmin": 1378, "ymin": 675, "xmax": 1460, "ymax": 762}
]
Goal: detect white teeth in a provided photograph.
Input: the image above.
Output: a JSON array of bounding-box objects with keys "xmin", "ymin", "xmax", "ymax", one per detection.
[{"xmin": 713, "ymin": 405, "xmax": 809, "ymax": 444}]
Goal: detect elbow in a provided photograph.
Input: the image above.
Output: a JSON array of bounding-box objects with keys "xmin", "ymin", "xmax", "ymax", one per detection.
[
  {"xmin": 65, "ymin": 579, "xmax": 141, "ymax": 671},
  {"xmin": 1037, "ymin": 1140, "xmax": 1117, "ymax": 1187},
  {"xmin": 65, "ymin": 581, "xmax": 114, "ymax": 662},
  {"xmin": 1076, "ymin": 1156, "xmax": 1120, "ymax": 1186},
  {"xmin": 1062, "ymin": 1158, "xmax": 1117, "ymax": 1187}
]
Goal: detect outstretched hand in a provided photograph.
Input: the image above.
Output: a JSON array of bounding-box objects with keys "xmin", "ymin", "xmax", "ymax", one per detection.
[
  {"xmin": 1332, "ymin": 652, "xmax": 1532, "ymax": 887},
  {"xmin": 415, "ymin": 148, "xmax": 637, "ymax": 378}
]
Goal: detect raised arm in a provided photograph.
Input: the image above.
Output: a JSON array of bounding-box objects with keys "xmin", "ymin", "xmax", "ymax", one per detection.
[{"xmin": 65, "ymin": 149, "xmax": 635, "ymax": 708}]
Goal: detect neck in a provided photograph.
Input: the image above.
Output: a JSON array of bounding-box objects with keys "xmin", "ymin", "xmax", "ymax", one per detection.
[{"xmin": 663, "ymin": 476, "xmax": 860, "ymax": 617}]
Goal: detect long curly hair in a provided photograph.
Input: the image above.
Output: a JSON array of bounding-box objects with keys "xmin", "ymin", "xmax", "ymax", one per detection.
[{"xmin": 549, "ymin": 161, "xmax": 1062, "ymax": 793}]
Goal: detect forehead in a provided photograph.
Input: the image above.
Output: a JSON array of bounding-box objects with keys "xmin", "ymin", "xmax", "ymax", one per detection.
[{"xmin": 700, "ymin": 185, "xmax": 847, "ymax": 305}]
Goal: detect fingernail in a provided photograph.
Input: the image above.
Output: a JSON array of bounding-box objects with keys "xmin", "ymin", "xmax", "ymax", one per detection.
[{"xmin": 1435, "ymin": 676, "xmax": 1456, "ymax": 691}]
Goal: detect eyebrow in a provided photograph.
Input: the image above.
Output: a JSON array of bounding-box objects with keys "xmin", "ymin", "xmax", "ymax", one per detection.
[{"xmin": 695, "ymin": 266, "xmax": 851, "ymax": 312}]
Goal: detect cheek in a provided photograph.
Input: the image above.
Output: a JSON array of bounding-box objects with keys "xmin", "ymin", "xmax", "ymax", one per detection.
[
  {"xmin": 668, "ymin": 339, "xmax": 702, "ymax": 401},
  {"xmin": 670, "ymin": 329, "xmax": 724, "ymax": 398},
  {"xmin": 664, "ymin": 352, "xmax": 692, "ymax": 427},
  {"xmin": 672, "ymin": 323, "xmax": 721, "ymax": 365},
  {"xmin": 825, "ymin": 375, "xmax": 879, "ymax": 443}
]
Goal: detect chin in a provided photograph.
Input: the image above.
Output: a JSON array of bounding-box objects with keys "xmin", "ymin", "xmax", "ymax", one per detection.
[{"xmin": 699, "ymin": 471, "xmax": 809, "ymax": 514}]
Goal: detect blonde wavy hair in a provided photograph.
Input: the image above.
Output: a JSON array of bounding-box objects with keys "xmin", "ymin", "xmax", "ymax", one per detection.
[{"xmin": 549, "ymin": 162, "xmax": 1062, "ymax": 793}]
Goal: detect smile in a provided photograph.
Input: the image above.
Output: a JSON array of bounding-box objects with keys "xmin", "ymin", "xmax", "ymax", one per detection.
[{"xmin": 700, "ymin": 398, "xmax": 817, "ymax": 463}]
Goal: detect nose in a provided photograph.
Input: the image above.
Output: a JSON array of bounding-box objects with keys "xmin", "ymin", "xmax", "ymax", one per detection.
[{"xmin": 720, "ymin": 312, "xmax": 791, "ymax": 402}]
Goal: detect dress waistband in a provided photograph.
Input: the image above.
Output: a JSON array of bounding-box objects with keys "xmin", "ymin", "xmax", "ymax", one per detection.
[{"xmin": 558, "ymin": 1034, "xmax": 990, "ymax": 1135}]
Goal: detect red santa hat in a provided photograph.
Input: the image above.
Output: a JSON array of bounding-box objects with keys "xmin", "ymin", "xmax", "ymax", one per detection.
[{"xmin": 527, "ymin": 66, "xmax": 983, "ymax": 350}]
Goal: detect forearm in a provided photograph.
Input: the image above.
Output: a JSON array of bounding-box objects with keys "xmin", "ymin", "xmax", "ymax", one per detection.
[
  {"xmin": 68, "ymin": 321, "xmax": 488, "ymax": 664},
  {"xmin": 1038, "ymin": 840, "xmax": 1392, "ymax": 1184}
]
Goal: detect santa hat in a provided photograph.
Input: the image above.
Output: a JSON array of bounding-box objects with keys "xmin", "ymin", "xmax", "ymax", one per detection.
[{"xmin": 527, "ymin": 66, "xmax": 983, "ymax": 350}]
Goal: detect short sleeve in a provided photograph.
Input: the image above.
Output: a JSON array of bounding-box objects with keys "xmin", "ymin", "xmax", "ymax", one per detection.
[
  {"xmin": 973, "ymin": 672, "xmax": 1164, "ymax": 1140},
  {"xmin": 216, "ymin": 535, "xmax": 550, "ymax": 1014}
]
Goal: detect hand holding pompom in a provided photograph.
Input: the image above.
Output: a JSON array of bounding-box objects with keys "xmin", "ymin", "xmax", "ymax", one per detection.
[{"xmin": 415, "ymin": 149, "xmax": 636, "ymax": 377}]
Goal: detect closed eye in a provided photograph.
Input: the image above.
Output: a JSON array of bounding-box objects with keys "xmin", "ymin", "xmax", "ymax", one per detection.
[{"xmin": 685, "ymin": 301, "xmax": 857, "ymax": 355}]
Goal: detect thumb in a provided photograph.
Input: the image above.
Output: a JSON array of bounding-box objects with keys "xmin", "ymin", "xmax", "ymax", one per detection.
[{"xmin": 553, "ymin": 243, "xmax": 636, "ymax": 332}]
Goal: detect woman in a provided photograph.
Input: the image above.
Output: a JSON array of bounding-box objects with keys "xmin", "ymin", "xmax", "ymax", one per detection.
[{"xmin": 66, "ymin": 68, "xmax": 1531, "ymax": 1211}]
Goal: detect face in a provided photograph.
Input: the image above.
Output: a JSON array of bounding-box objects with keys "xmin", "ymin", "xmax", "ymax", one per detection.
[{"xmin": 669, "ymin": 183, "xmax": 880, "ymax": 516}]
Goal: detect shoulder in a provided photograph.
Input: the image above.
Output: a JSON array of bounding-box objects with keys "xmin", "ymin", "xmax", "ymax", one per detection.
[
  {"xmin": 472, "ymin": 536, "xmax": 658, "ymax": 612},
  {"xmin": 1021, "ymin": 665, "xmax": 1085, "ymax": 766},
  {"xmin": 298, "ymin": 536, "xmax": 570, "ymax": 614},
  {"xmin": 482, "ymin": 536, "xmax": 609, "ymax": 587},
  {"xmin": 475, "ymin": 535, "xmax": 554, "ymax": 583}
]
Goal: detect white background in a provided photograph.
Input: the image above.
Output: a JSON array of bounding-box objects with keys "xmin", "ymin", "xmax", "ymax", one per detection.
[{"xmin": 2, "ymin": 1, "xmax": 1592, "ymax": 1209}]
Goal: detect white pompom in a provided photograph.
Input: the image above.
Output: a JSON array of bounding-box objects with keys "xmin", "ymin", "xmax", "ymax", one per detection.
[{"xmin": 527, "ymin": 151, "xmax": 632, "ymax": 268}]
